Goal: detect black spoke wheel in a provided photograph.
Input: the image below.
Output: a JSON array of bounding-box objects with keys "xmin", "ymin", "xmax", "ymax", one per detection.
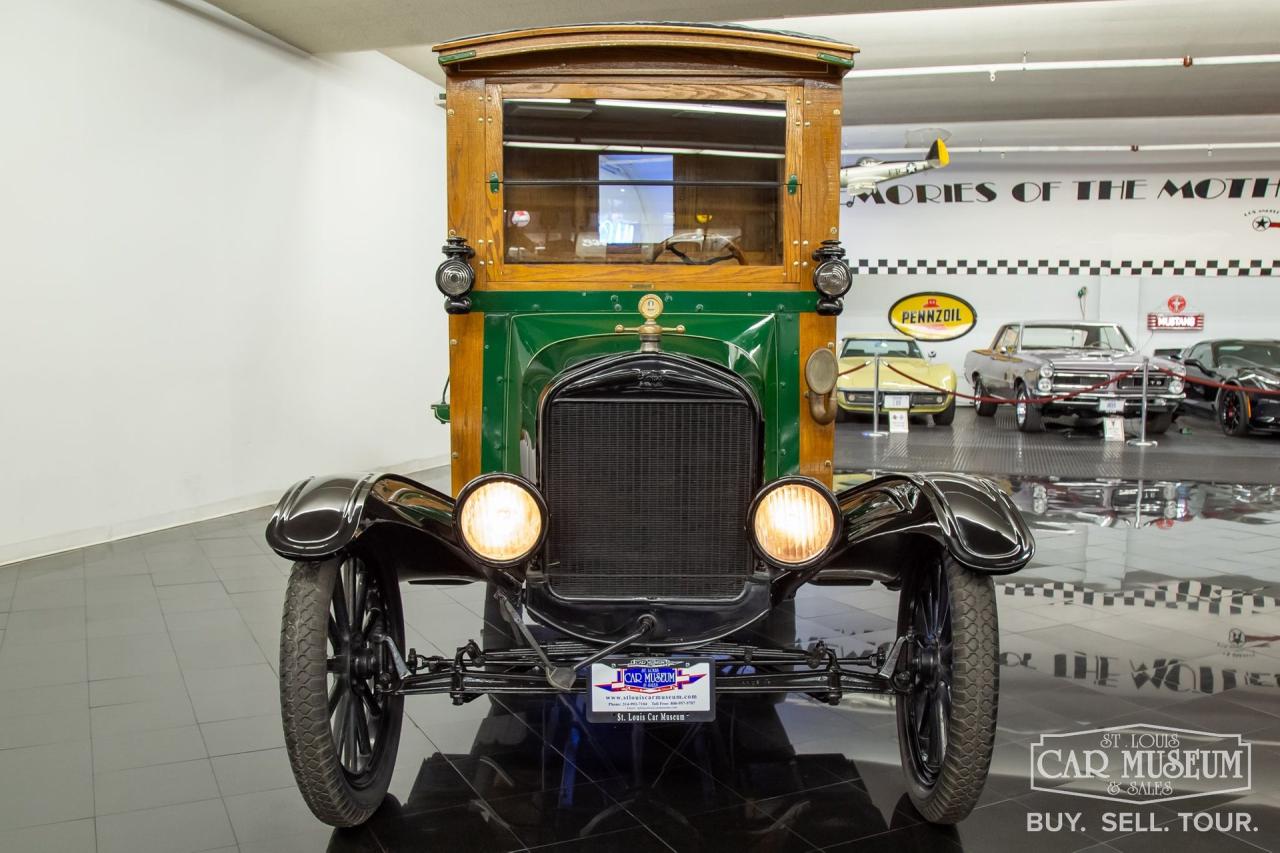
[
  {"xmin": 280, "ymin": 554, "xmax": 403, "ymax": 826},
  {"xmin": 1219, "ymin": 388, "xmax": 1250, "ymax": 437},
  {"xmin": 895, "ymin": 555, "xmax": 998, "ymax": 824}
]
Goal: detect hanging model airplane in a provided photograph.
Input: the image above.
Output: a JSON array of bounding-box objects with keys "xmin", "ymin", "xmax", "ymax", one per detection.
[{"xmin": 840, "ymin": 138, "xmax": 950, "ymax": 198}]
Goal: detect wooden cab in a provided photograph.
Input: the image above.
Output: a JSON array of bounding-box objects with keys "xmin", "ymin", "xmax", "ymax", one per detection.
[{"xmin": 432, "ymin": 23, "xmax": 857, "ymax": 493}]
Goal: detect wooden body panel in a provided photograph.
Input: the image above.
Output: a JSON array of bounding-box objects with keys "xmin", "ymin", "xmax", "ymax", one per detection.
[{"xmin": 435, "ymin": 24, "xmax": 856, "ymax": 72}]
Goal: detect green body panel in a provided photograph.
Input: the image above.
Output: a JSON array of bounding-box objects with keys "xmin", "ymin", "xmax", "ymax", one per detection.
[{"xmin": 469, "ymin": 290, "xmax": 818, "ymax": 482}]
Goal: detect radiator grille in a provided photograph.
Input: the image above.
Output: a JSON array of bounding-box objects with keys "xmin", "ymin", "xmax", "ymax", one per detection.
[{"xmin": 542, "ymin": 399, "xmax": 756, "ymax": 600}]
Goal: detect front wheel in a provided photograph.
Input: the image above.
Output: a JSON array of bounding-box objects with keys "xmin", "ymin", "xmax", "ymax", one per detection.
[
  {"xmin": 1218, "ymin": 388, "xmax": 1251, "ymax": 437},
  {"xmin": 973, "ymin": 377, "xmax": 997, "ymax": 417},
  {"xmin": 932, "ymin": 398, "xmax": 957, "ymax": 426},
  {"xmin": 1014, "ymin": 383, "xmax": 1044, "ymax": 432},
  {"xmin": 895, "ymin": 556, "xmax": 998, "ymax": 824},
  {"xmin": 1145, "ymin": 411, "xmax": 1174, "ymax": 435},
  {"xmin": 280, "ymin": 554, "xmax": 404, "ymax": 827}
]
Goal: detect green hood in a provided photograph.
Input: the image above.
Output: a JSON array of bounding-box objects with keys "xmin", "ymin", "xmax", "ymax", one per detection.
[{"xmin": 469, "ymin": 290, "xmax": 816, "ymax": 481}]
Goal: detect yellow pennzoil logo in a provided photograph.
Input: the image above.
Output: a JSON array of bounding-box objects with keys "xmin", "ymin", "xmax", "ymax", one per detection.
[{"xmin": 887, "ymin": 292, "xmax": 977, "ymax": 342}]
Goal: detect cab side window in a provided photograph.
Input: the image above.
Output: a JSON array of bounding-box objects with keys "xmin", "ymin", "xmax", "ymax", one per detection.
[{"xmin": 997, "ymin": 327, "xmax": 1019, "ymax": 353}]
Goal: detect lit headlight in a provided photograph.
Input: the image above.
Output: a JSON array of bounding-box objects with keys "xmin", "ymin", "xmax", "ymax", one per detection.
[
  {"xmin": 456, "ymin": 475, "xmax": 546, "ymax": 565},
  {"xmin": 812, "ymin": 259, "xmax": 852, "ymax": 298},
  {"xmin": 749, "ymin": 478, "xmax": 839, "ymax": 567},
  {"xmin": 1037, "ymin": 377, "xmax": 1052, "ymax": 393},
  {"xmin": 1168, "ymin": 376, "xmax": 1184, "ymax": 394},
  {"xmin": 1039, "ymin": 364, "xmax": 1054, "ymax": 379}
]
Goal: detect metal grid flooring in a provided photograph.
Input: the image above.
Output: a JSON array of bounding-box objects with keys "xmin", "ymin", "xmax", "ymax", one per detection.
[{"xmin": 836, "ymin": 407, "xmax": 1280, "ymax": 484}]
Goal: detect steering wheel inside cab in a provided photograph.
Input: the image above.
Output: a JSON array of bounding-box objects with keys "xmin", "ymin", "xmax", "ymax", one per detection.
[{"xmin": 647, "ymin": 232, "xmax": 747, "ymax": 265}]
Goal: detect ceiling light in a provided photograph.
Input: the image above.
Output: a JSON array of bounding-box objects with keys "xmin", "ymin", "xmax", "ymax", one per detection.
[
  {"xmin": 841, "ymin": 142, "xmax": 1280, "ymax": 156},
  {"xmin": 595, "ymin": 99, "xmax": 786, "ymax": 118},
  {"xmin": 504, "ymin": 98, "xmax": 572, "ymax": 104},
  {"xmin": 504, "ymin": 141, "xmax": 604, "ymax": 151},
  {"xmin": 847, "ymin": 53, "xmax": 1280, "ymax": 79},
  {"xmin": 504, "ymin": 141, "xmax": 784, "ymax": 158}
]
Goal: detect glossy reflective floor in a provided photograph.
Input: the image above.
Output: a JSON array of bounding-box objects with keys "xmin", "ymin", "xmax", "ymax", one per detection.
[
  {"xmin": 3, "ymin": 440, "xmax": 1280, "ymax": 852},
  {"xmin": 837, "ymin": 408, "xmax": 1280, "ymax": 483}
]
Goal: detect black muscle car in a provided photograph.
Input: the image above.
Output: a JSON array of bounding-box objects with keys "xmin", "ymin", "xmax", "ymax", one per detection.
[{"xmin": 1175, "ymin": 339, "xmax": 1280, "ymax": 436}]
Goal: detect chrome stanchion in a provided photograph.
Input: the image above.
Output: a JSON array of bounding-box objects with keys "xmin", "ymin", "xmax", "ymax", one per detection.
[
  {"xmin": 1127, "ymin": 356, "xmax": 1158, "ymax": 448},
  {"xmin": 863, "ymin": 354, "xmax": 888, "ymax": 438}
]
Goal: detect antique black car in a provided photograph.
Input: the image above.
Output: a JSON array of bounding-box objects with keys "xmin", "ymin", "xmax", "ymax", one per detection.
[
  {"xmin": 265, "ymin": 23, "xmax": 1034, "ymax": 830},
  {"xmin": 1176, "ymin": 338, "xmax": 1280, "ymax": 436}
]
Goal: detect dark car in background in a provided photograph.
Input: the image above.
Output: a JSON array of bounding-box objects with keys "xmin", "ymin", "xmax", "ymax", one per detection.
[{"xmin": 1175, "ymin": 339, "xmax": 1280, "ymax": 436}]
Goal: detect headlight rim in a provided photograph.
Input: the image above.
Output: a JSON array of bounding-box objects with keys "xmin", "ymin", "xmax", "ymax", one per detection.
[
  {"xmin": 812, "ymin": 259, "xmax": 852, "ymax": 299},
  {"xmin": 435, "ymin": 256, "xmax": 476, "ymax": 298},
  {"xmin": 748, "ymin": 476, "xmax": 842, "ymax": 570},
  {"xmin": 455, "ymin": 473, "xmax": 548, "ymax": 567},
  {"xmin": 1039, "ymin": 363, "xmax": 1055, "ymax": 379}
]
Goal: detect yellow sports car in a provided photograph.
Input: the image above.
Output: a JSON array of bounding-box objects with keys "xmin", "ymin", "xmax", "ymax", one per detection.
[{"xmin": 836, "ymin": 334, "xmax": 957, "ymax": 425}]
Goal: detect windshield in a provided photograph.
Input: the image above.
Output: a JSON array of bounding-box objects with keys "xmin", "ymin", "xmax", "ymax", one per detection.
[
  {"xmin": 841, "ymin": 339, "xmax": 923, "ymax": 358},
  {"xmin": 1020, "ymin": 325, "xmax": 1133, "ymax": 351},
  {"xmin": 501, "ymin": 98, "xmax": 786, "ymax": 265},
  {"xmin": 1218, "ymin": 342, "xmax": 1280, "ymax": 366}
]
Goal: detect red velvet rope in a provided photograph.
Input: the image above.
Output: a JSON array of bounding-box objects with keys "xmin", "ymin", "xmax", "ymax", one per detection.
[
  {"xmin": 838, "ymin": 361, "xmax": 868, "ymax": 378},
  {"xmin": 882, "ymin": 363, "xmax": 1143, "ymax": 405},
  {"xmin": 1152, "ymin": 365, "xmax": 1280, "ymax": 396}
]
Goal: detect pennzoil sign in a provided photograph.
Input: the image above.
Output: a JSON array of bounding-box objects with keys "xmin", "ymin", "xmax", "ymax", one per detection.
[{"xmin": 887, "ymin": 292, "xmax": 977, "ymax": 341}]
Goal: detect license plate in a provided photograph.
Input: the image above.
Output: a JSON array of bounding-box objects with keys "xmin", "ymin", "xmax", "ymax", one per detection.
[
  {"xmin": 1099, "ymin": 398, "xmax": 1125, "ymax": 414},
  {"xmin": 587, "ymin": 658, "xmax": 714, "ymax": 723},
  {"xmin": 883, "ymin": 394, "xmax": 911, "ymax": 409}
]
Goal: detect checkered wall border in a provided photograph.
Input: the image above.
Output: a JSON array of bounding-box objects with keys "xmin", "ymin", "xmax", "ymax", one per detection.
[
  {"xmin": 852, "ymin": 258, "xmax": 1279, "ymax": 276},
  {"xmin": 999, "ymin": 580, "xmax": 1275, "ymax": 616}
]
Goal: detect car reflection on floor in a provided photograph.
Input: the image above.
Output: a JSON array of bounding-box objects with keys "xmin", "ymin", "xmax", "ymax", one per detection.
[
  {"xmin": 1005, "ymin": 478, "xmax": 1280, "ymax": 530},
  {"xmin": 327, "ymin": 695, "xmax": 961, "ymax": 852}
]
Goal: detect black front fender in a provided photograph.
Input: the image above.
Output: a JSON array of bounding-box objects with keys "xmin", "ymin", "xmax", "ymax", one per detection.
[
  {"xmin": 265, "ymin": 473, "xmax": 485, "ymax": 584},
  {"xmin": 818, "ymin": 472, "xmax": 1034, "ymax": 582}
]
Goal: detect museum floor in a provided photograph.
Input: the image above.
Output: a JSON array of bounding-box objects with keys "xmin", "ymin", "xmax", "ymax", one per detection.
[{"xmin": 3, "ymin": 412, "xmax": 1280, "ymax": 852}]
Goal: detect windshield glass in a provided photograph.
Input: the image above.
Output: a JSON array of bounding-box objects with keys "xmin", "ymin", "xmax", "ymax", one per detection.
[
  {"xmin": 1218, "ymin": 342, "xmax": 1280, "ymax": 366},
  {"xmin": 501, "ymin": 98, "xmax": 786, "ymax": 265},
  {"xmin": 841, "ymin": 339, "xmax": 923, "ymax": 358},
  {"xmin": 1020, "ymin": 325, "xmax": 1133, "ymax": 351}
]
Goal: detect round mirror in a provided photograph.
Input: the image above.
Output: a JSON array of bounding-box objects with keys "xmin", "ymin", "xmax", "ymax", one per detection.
[{"xmin": 804, "ymin": 348, "xmax": 838, "ymax": 396}]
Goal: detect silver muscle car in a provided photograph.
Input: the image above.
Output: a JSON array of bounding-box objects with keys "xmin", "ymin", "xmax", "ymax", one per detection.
[{"xmin": 963, "ymin": 321, "xmax": 1185, "ymax": 432}]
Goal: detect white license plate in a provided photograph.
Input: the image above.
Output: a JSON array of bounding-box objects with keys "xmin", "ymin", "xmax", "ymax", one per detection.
[
  {"xmin": 883, "ymin": 394, "xmax": 911, "ymax": 409},
  {"xmin": 1099, "ymin": 398, "xmax": 1125, "ymax": 414},
  {"xmin": 588, "ymin": 658, "xmax": 714, "ymax": 723}
]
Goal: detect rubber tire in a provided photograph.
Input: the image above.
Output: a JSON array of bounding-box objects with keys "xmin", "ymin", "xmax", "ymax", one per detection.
[
  {"xmin": 1014, "ymin": 383, "xmax": 1044, "ymax": 432},
  {"xmin": 280, "ymin": 556, "xmax": 403, "ymax": 827},
  {"xmin": 895, "ymin": 557, "xmax": 998, "ymax": 824},
  {"xmin": 1144, "ymin": 411, "xmax": 1174, "ymax": 436},
  {"xmin": 1218, "ymin": 388, "xmax": 1251, "ymax": 437},
  {"xmin": 932, "ymin": 398, "xmax": 957, "ymax": 426},
  {"xmin": 973, "ymin": 377, "xmax": 997, "ymax": 417}
]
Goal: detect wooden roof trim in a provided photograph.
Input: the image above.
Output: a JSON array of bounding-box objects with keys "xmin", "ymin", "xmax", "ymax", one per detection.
[{"xmin": 432, "ymin": 23, "xmax": 857, "ymax": 71}]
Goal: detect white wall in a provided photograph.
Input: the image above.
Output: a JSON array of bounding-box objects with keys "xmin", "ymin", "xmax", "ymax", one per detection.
[
  {"xmin": 837, "ymin": 161, "xmax": 1280, "ymax": 391},
  {"xmin": 0, "ymin": 0, "xmax": 451, "ymax": 562}
]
